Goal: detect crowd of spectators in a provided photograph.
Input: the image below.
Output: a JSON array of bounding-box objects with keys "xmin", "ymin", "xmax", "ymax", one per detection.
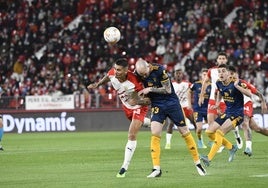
[{"xmin": 0, "ymin": 0, "xmax": 267, "ymax": 108}]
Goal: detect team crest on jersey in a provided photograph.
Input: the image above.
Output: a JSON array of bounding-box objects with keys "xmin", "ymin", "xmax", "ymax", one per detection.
[
  {"xmin": 179, "ymin": 120, "xmax": 185, "ymax": 125},
  {"xmin": 224, "ymin": 92, "xmax": 229, "ymax": 97},
  {"xmin": 220, "ymin": 114, "xmax": 226, "ymax": 119},
  {"xmin": 162, "ymin": 70, "xmax": 168, "ymax": 79},
  {"xmin": 148, "ymin": 82, "xmax": 153, "ymax": 87}
]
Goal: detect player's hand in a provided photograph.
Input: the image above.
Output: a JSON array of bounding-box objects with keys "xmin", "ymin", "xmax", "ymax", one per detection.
[
  {"xmin": 138, "ymin": 87, "xmax": 151, "ymax": 96},
  {"xmin": 198, "ymin": 95, "xmax": 204, "ymax": 106},
  {"xmin": 209, "ymin": 104, "xmax": 218, "ymax": 110},
  {"xmin": 87, "ymin": 83, "xmax": 98, "ymax": 89},
  {"xmin": 128, "ymin": 98, "xmax": 137, "ymax": 106}
]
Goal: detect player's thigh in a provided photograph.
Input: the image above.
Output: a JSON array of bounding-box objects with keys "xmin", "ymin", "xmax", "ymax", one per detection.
[
  {"xmin": 168, "ymin": 108, "xmax": 187, "ymax": 127},
  {"xmin": 129, "ymin": 119, "xmax": 143, "ymax": 135}
]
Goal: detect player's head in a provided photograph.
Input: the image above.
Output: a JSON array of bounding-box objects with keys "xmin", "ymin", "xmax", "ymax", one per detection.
[
  {"xmin": 200, "ymin": 68, "xmax": 208, "ymax": 80},
  {"xmin": 216, "ymin": 52, "xmax": 228, "ymax": 66},
  {"xmin": 135, "ymin": 58, "xmax": 150, "ymax": 79},
  {"xmin": 174, "ymin": 68, "xmax": 183, "ymax": 82},
  {"xmin": 114, "ymin": 58, "xmax": 128, "ymax": 80},
  {"xmin": 115, "ymin": 58, "xmax": 128, "ymax": 67},
  {"xmin": 217, "ymin": 64, "xmax": 230, "ymax": 82},
  {"xmin": 228, "ymin": 65, "xmax": 238, "ymax": 80}
]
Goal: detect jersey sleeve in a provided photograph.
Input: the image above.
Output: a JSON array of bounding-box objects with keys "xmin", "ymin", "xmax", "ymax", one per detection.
[
  {"xmin": 240, "ymin": 79, "xmax": 257, "ymax": 94},
  {"xmin": 157, "ymin": 65, "xmax": 169, "ymax": 82},
  {"xmin": 107, "ymin": 68, "xmax": 115, "ymax": 76},
  {"xmin": 127, "ymin": 71, "xmax": 144, "ymax": 92},
  {"xmin": 207, "ymin": 68, "xmax": 212, "ymax": 79}
]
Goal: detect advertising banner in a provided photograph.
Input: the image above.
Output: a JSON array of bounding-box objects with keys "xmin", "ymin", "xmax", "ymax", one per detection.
[
  {"xmin": 25, "ymin": 95, "xmax": 75, "ymax": 110},
  {"xmin": 2, "ymin": 110, "xmax": 267, "ymax": 133}
]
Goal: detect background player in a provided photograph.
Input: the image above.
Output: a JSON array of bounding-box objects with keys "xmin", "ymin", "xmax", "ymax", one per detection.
[
  {"xmin": 200, "ymin": 64, "xmax": 252, "ymax": 167},
  {"xmin": 198, "ymin": 52, "xmax": 243, "ymax": 150},
  {"xmin": 189, "ymin": 68, "xmax": 211, "ymax": 149},
  {"xmin": 229, "ymin": 66, "xmax": 268, "ymax": 156},
  {"xmin": 0, "ymin": 115, "xmax": 3, "ymax": 151}
]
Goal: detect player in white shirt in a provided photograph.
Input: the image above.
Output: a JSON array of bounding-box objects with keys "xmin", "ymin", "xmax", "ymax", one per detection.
[
  {"xmin": 198, "ymin": 52, "xmax": 243, "ymax": 150},
  {"xmin": 88, "ymin": 58, "xmax": 150, "ymax": 178},
  {"xmin": 165, "ymin": 68, "xmax": 198, "ymax": 149}
]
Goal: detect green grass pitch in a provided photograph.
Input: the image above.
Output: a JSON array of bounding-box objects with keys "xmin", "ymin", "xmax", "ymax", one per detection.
[{"xmin": 1, "ymin": 130, "xmax": 268, "ymax": 188}]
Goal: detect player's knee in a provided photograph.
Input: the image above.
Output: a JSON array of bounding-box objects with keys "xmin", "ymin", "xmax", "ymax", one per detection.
[{"xmin": 205, "ymin": 130, "xmax": 215, "ymax": 140}]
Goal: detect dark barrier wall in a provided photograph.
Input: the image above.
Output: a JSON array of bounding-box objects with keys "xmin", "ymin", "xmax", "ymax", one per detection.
[{"xmin": 1, "ymin": 109, "xmax": 267, "ymax": 134}]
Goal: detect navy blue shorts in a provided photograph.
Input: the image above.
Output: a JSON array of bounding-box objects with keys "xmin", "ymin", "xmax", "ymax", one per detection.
[
  {"xmin": 215, "ymin": 113, "xmax": 243, "ymax": 127},
  {"xmin": 151, "ymin": 100, "xmax": 187, "ymax": 127},
  {"xmin": 193, "ymin": 111, "xmax": 207, "ymax": 123}
]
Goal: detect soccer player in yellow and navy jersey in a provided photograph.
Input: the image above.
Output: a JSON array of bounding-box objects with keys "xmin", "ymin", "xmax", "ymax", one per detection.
[
  {"xmin": 135, "ymin": 58, "xmax": 206, "ymax": 178},
  {"xmin": 190, "ymin": 68, "xmax": 211, "ymax": 149},
  {"xmin": 200, "ymin": 64, "xmax": 252, "ymax": 167}
]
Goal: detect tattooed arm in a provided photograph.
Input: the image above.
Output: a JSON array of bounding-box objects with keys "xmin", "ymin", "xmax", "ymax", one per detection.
[
  {"xmin": 87, "ymin": 75, "xmax": 110, "ymax": 89},
  {"xmin": 138, "ymin": 79, "xmax": 172, "ymax": 96},
  {"xmin": 151, "ymin": 79, "xmax": 172, "ymax": 94}
]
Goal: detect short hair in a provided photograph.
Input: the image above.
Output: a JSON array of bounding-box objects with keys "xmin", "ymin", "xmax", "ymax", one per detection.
[
  {"xmin": 115, "ymin": 58, "xmax": 128, "ymax": 67},
  {"xmin": 175, "ymin": 67, "xmax": 182, "ymax": 71},
  {"xmin": 201, "ymin": 68, "xmax": 208, "ymax": 73},
  {"xmin": 217, "ymin": 52, "xmax": 228, "ymax": 58},
  {"xmin": 228, "ymin": 65, "xmax": 237, "ymax": 72},
  {"xmin": 218, "ymin": 64, "xmax": 229, "ymax": 69}
]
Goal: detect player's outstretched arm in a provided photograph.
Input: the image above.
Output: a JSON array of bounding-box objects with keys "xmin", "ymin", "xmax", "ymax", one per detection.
[
  {"xmin": 255, "ymin": 90, "xmax": 267, "ymax": 114},
  {"xmin": 87, "ymin": 75, "xmax": 110, "ymax": 89},
  {"xmin": 128, "ymin": 91, "xmax": 151, "ymax": 106},
  {"xmin": 234, "ymin": 80, "xmax": 252, "ymax": 97},
  {"xmin": 139, "ymin": 79, "xmax": 172, "ymax": 96}
]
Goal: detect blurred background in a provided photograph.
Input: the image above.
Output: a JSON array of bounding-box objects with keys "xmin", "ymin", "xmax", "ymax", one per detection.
[{"xmin": 0, "ymin": 0, "xmax": 267, "ymax": 110}]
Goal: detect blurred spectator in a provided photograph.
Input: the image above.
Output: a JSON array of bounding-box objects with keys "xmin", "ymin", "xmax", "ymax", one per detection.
[
  {"xmin": 10, "ymin": 55, "xmax": 25, "ymax": 82},
  {"xmin": 0, "ymin": 0, "xmax": 267, "ymax": 105}
]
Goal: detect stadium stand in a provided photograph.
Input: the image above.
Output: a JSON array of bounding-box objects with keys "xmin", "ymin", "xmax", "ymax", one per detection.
[{"xmin": 0, "ymin": 0, "xmax": 267, "ymax": 109}]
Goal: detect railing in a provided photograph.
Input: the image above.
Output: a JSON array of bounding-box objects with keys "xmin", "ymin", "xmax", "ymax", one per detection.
[{"xmin": 0, "ymin": 93, "xmax": 122, "ymax": 110}]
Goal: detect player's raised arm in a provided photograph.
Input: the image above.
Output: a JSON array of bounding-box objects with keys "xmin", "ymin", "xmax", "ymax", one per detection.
[
  {"xmin": 198, "ymin": 74, "xmax": 210, "ymax": 106},
  {"xmin": 234, "ymin": 79, "xmax": 252, "ymax": 98},
  {"xmin": 151, "ymin": 79, "xmax": 172, "ymax": 94},
  {"xmin": 87, "ymin": 75, "xmax": 110, "ymax": 89}
]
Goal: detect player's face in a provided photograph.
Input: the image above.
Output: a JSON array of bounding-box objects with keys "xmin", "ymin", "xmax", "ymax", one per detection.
[
  {"xmin": 136, "ymin": 65, "xmax": 150, "ymax": 79},
  {"xmin": 174, "ymin": 70, "xmax": 183, "ymax": 82},
  {"xmin": 217, "ymin": 55, "xmax": 228, "ymax": 65},
  {"xmin": 201, "ymin": 71, "xmax": 207, "ymax": 80},
  {"xmin": 229, "ymin": 71, "xmax": 239, "ymax": 80},
  {"xmin": 114, "ymin": 64, "xmax": 128, "ymax": 81},
  {"xmin": 218, "ymin": 67, "xmax": 229, "ymax": 82}
]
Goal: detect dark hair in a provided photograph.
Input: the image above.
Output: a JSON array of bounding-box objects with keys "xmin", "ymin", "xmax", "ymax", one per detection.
[
  {"xmin": 218, "ymin": 64, "xmax": 229, "ymax": 69},
  {"xmin": 217, "ymin": 52, "xmax": 228, "ymax": 58},
  {"xmin": 228, "ymin": 65, "xmax": 237, "ymax": 72},
  {"xmin": 115, "ymin": 58, "xmax": 128, "ymax": 67},
  {"xmin": 201, "ymin": 68, "xmax": 208, "ymax": 73}
]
